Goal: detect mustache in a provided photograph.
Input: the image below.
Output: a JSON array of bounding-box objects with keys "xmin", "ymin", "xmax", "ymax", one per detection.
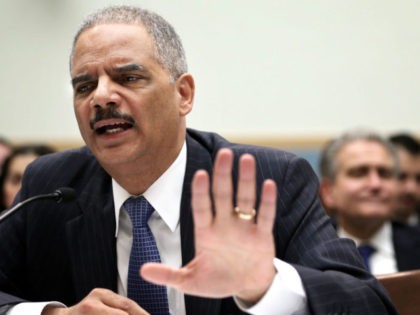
[{"xmin": 89, "ymin": 107, "xmax": 135, "ymax": 130}]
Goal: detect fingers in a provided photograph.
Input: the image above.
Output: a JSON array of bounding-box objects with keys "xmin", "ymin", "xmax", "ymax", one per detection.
[
  {"xmin": 236, "ymin": 154, "xmax": 257, "ymax": 219},
  {"xmin": 191, "ymin": 170, "xmax": 213, "ymax": 230},
  {"xmin": 192, "ymin": 148, "xmax": 277, "ymax": 229},
  {"xmin": 211, "ymin": 149, "xmax": 259, "ymax": 221},
  {"xmin": 68, "ymin": 288, "xmax": 150, "ymax": 315},
  {"xmin": 141, "ymin": 262, "xmax": 185, "ymax": 288},
  {"xmin": 212, "ymin": 148, "xmax": 235, "ymax": 221},
  {"xmin": 257, "ymin": 179, "xmax": 277, "ymax": 233}
]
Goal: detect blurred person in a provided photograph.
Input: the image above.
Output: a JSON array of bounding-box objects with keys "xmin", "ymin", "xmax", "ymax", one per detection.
[
  {"xmin": 389, "ymin": 133, "xmax": 420, "ymax": 225},
  {"xmin": 0, "ymin": 137, "xmax": 12, "ymax": 174},
  {"xmin": 319, "ymin": 129, "xmax": 420, "ymax": 275},
  {"xmin": 0, "ymin": 5, "xmax": 396, "ymax": 315},
  {"xmin": 0, "ymin": 144, "xmax": 55, "ymax": 211}
]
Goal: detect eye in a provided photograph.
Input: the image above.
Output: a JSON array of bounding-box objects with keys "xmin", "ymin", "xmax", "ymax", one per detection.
[
  {"xmin": 378, "ymin": 167, "xmax": 393, "ymax": 179},
  {"xmin": 125, "ymin": 75, "xmax": 139, "ymax": 82},
  {"xmin": 398, "ymin": 172, "xmax": 408, "ymax": 181},
  {"xmin": 118, "ymin": 74, "xmax": 145, "ymax": 84},
  {"xmin": 347, "ymin": 166, "xmax": 368, "ymax": 178},
  {"xmin": 75, "ymin": 83, "xmax": 96, "ymax": 95},
  {"xmin": 6, "ymin": 173, "xmax": 22, "ymax": 186}
]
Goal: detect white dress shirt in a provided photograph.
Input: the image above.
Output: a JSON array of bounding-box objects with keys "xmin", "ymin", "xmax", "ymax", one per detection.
[
  {"xmin": 7, "ymin": 141, "xmax": 308, "ymax": 315},
  {"xmin": 338, "ymin": 222, "xmax": 398, "ymax": 275},
  {"xmin": 113, "ymin": 142, "xmax": 187, "ymax": 314}
]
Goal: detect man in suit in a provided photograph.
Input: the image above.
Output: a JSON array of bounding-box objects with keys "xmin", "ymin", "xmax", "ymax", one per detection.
[
  {"xmin": 0, "ymin": 5, "xmax": 396, "ymax": 315},
  {"xmin": 389, "ymin": 133, "xmax": 420, "ymax": 225},
  {"xmin": 319, "ymin": 129, "xmax": 420, "ymax": 275}
]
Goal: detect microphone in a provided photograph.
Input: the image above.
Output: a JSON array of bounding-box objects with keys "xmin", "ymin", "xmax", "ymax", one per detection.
[{"xmin": 0, "ymin": 187, "xmax": 76, "ymax": 222}]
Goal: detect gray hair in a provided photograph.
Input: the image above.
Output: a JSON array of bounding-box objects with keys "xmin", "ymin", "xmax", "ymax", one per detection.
[
  {"xmin": 70, "ymin": 5, "xmax": 187, "ymax": 81},
  {"xmin": 319, "ymin": 129, "xmax": 399, "ymax": 180}
]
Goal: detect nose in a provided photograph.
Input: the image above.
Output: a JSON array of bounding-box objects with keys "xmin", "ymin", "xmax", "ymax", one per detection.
[
  {"xmin": 405, "ymin": 176, "xmax": 418, "ymax": 194},
  {"xmin": 91, "ymin": 77, "xmax": 119, "ymax": 109},
  {"xmin": 367, "ymin": 170, "xmax": 383, "ymax": 189}
]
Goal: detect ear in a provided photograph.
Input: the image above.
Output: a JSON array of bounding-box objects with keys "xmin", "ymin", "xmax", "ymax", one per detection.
[
  {"xmin": 319, "ymin": 178, "xmax": 336, "ymax": 211},
  {"xmin": 175, "ymin": 73, "xmax": 195, "ymax": 116}
]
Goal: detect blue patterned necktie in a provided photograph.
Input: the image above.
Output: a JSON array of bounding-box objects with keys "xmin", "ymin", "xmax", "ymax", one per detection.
[
  {"xmin": 357, "ymin": 244, "xmax": 376, "ymax": 273},
  {"xmin": 124, "ymin": 196, "xmax": 170, "ymax": 315}
]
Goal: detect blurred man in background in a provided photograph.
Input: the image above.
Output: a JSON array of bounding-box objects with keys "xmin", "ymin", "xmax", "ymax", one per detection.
[
  {"xmin": 389, "ymin": 133, "xmax": 420, "ymax": 226},
  {"xmin": 0, "ymin": 137, "xmax": 11, "ymax": 175},
  {"xmin": 319, "ymin": 129, "xmax": 420, "ymax": 275}
]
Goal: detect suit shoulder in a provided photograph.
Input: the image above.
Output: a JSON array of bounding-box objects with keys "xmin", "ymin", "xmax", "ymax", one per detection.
[
  {"xmin": 187, "ymin": 128, "xmax": 297, "ymax": 160},
  {"xmin": 23, "ymin": 146, "xmax": 103, "ymax": 190},
  {"xmin": 186, "ymin": 128, "xmax": 314, "ymax": 177},
  {"xmin": 29, "ymin": 146, "xmax": 96, "ymax": 169},
  {"xmin": 392, "ymin": 221, "xmax": 420, "ymax": 238}
]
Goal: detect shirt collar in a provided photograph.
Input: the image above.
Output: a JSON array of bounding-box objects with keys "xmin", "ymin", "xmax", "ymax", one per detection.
[
  {"xmin": 113, "ymin": 141, "xmax": 187, "ymax": 236},
  {"xmin": 338, "ymin": 221, "xmax": 394, "ymax": 256}
]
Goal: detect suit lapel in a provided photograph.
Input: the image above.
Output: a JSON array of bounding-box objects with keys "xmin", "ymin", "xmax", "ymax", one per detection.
[
  {"xmin": 65, "ymin": 164, "xmax": 117, "ymax": 301},
  {"xmin": 180, "ymin": 134, "xmax": 213, "ymax": 265},
  {"xmin": 181, "ymin": 134, "xmax": 222, "ymax": 315}
]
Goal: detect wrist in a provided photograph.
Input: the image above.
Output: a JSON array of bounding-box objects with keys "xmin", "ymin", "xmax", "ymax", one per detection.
[
  {"xmin": 236, "ymin": 265, "xmax": 276, "ymax": 304},
  {"xmin": 41, "ymin": 305, "xmax": 66, "ymax": 315}
]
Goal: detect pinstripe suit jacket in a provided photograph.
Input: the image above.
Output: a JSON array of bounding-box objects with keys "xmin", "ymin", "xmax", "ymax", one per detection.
[{"xmin": 0, "ymin": 129, "xmax": 396, "ymax": 314}]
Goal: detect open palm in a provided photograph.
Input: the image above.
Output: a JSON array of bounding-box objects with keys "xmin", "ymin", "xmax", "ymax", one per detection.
[{"xmin": 141, "ymin": 148, "xmax": 277, "ymax": 304}]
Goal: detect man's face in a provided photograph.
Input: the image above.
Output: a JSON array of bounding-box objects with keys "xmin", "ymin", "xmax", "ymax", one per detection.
[
  {"xmin": 323, "ymin": 140, "xmax": 396, "ymax": 221},
  {"xmin": 71, "ymin": 23, "xmax": 193, "ymax": 170},
  {"xmin": 0, "ymin": 144, "xmax": 11, "ymax": 171},
  {"xmin": 3, "ymin": 154, "xmax": 38, "ymax": 208},
  {"xmin": 394, "ymin": 147, "xmax": 420, "ymax": 218}
]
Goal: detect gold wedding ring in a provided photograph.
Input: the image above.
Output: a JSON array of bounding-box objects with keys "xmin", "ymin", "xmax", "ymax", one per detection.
[{"xmin": 234, "ymin": 206, "xmax": 256, "ymax": 220}]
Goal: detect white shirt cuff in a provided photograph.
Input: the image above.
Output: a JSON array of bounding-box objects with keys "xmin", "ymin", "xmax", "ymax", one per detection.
[
  {"xmin": 6, "ymin": 302, "xmax": 65, "ymax": 315},
  {"xmin": 235, "ymin": 258, "xmax": 309, "ymax": 315}
]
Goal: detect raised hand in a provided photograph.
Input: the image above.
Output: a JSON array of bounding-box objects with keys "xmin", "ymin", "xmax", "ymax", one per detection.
[{"xmin": 141, "ymin": 148, "xmax": 278, "ymax": 304}]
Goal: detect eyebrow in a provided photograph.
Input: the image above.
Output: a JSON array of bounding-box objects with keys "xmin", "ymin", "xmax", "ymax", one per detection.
[
  {"xmin": 71, "ymin": 74, "xmax": 92, "ymax": 87},
  {"xmin": 71, "ymin": 64, "xmax": 146, "ymax": 87},
  {"xmin": 114, "ymin": 64, "xmax": 145, "ymax": 73}
]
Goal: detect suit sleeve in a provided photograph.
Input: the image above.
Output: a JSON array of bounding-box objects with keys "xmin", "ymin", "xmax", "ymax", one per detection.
[{"xmin": 0, "ymin": 181, "xmax": 31, "ymax": 307}]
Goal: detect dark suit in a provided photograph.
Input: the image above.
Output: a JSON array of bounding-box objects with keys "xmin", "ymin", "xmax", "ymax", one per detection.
[
  {"xmin": 332, "ymin": 219, "xmax": 420, "ymax": 273},
  {"xmin": 0, "ymin": 129, "xmax": 396, "ymax": 314},
  {"xmin": 392, "ymin": 221, "xmax": 420, "ymax": 271}
]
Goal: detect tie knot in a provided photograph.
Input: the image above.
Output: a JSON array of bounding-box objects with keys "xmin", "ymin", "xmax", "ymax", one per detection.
[
  {"xmin": 358, "ymin": 244, "xmax": 376, "ymax": 259},
  {"xmin": 124, "ymin": 196, "xmax": 154, "ymax": 227}
]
